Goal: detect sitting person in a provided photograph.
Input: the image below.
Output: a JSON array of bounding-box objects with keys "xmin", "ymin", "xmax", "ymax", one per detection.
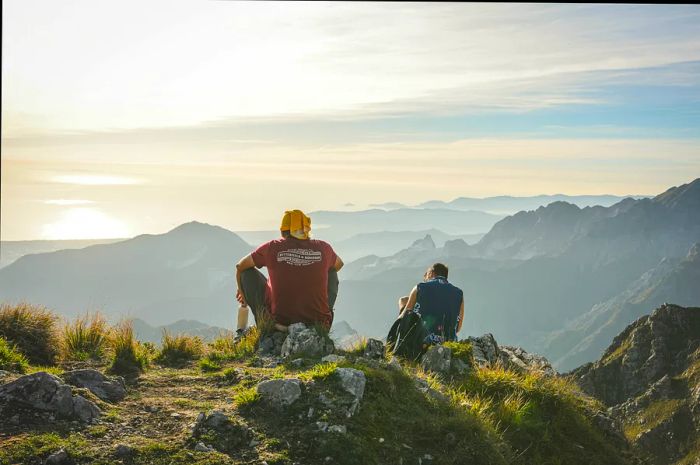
[
  {"xmin": 234, "ymin": 209, "xmax": 344, "ymax": 334},
  {"xmin": 399, "ymin": 263, "xmax": 464, "ymax": 344}
]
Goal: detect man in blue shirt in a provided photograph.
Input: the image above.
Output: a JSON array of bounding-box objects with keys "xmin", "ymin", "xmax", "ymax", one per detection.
[{"xmin": 400, "ymin": 263, "xmax": 464, "ymax": 344}]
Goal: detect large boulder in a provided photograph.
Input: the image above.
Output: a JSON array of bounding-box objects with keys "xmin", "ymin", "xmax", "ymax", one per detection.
[
  {"xmin": 466, "ymin": 333, "xmax": 500, "ymax": 366},
  {"xmin": 280, "ymin": 323, "xmax": 335, "ymax": 358},
  {"xmin": 257, "ymin": 331, "xmax": 287, "ymax": 356},
  {"xmin": 363, "ymin": 339, "xmax": 385, "ymax": 359},
  {"xmin": 0, "ymin": 372, "xmax": 101, "ymax": 422},
  {"xmin": 62, "ymin": 369, "xmax": 126, "ymax": 403},
  {"xmin": 256, "ymin": 378, "xmax": 302, "ymax": 406},
  {"xmin": 191, "ymin": 410, "xmax": 251, "ymax": 454},
  {"xmin": 499, "ymin": 346, "xmax": 556, "ymax": 375}
]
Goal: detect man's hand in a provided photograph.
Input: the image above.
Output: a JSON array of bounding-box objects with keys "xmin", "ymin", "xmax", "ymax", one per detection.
[{"xmin": 236, "ymin": 288, "xmax": 247, "ymax": 306}]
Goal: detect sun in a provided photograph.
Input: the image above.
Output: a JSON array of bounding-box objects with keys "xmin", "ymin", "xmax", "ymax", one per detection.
[{"xmin": 41, "ymin": 208, "xmax": 130, "ymax": 240}]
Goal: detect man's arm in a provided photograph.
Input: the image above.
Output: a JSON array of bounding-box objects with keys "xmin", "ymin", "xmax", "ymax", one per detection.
[
  {"xmin": 399, "ymin": 286, "xmax": 418, "ymax": 317},
  {"xmin": 334, "ymin": 255, "xmax": 344, "ymax": 271},
  {"xmin": 457, "ymin": 298, "xmax": 465, "ymax": 332},
  {"xmin": 235, "ymin": 254, "xmax": 256, "ymax": 305}
]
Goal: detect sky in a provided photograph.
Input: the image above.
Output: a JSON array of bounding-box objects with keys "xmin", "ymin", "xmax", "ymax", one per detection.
[{"xmin": 2, "ymin": 1, "xmax": 700, "ymax": 240}]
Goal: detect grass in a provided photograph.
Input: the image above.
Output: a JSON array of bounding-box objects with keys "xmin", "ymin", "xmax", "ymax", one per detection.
[
  {"xmin": 299, "ymin": 362, "xmax": 338, "ymax": 381},
  {"xmin": 60, "ymin": 312, "xmax": 109, "ymax": 361},
  {"xmin": 443, "ymin": 340, "xmax": 472, "ymax": 364},
  {"xmin": 233, "ymin": 386, "xmax": 261, "ymax": 407},
  {"xmin": 343, "ymin": 336, "xmax": 368, "ymax": 356},
  {"xmin": 154, "ymin": 331, "xmax": 204, "ymax": 367},
  {"xmin": 199, "ymin": 356, "xmax": 222, "ymax": 372},
  {"xmin": 0, "ymin": 335, "xmax": 29, "ymax": 373},
  {"xmin": 601, "ymin": 336, "xmax": 633, "ymax": 365},
  {"xmin": 0, "ymin": 302, "xmax": 60, "ymax": 365},
  {"xmin": 622, "ymin": 398, "xmax": 685, "ymax": 441},
  {"xmin": 107, "ymin": 320, "xmax": 149, "ymax": 376}
]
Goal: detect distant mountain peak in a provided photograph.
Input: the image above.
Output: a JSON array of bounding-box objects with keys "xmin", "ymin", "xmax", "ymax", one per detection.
[{"xmin": 410, "ymin": 234, "xmax": 436, "ymax": 250}]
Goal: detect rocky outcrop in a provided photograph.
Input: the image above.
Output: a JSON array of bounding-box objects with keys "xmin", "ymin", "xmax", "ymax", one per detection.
[
  {"xmin": 61, "ymin": 369, "xmax": 126, "ymax": 403},
  {"xmin": 280, "ymin": 323, "xmax": 335, "ymax": 358},
  {"xmin": 466, "ymin": 334, "xmax": 556, "ymax": 375},
  {"xmin": 0, "ymin": 372, "xmax": 101, "ymax": 423},
  {"xmin": 571, "ymin": 304, "xmax": 700, "ymax": 465}
]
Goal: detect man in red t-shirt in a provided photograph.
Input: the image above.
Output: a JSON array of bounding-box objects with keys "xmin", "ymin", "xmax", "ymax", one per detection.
[{"xmin": 235, "ymin": 210, "xmax": 344, "ymax": 331}]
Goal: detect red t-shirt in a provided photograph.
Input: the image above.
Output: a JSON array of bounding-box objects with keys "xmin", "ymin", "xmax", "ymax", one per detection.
[{"xmin": 251, "ymin": 237, "xmax": 338, "ymax": 327}]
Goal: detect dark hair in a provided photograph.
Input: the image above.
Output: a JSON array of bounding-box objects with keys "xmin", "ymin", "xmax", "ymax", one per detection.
[{"xmin": 429, "ymin": 263, "xmax": 448, "ymax": 278}]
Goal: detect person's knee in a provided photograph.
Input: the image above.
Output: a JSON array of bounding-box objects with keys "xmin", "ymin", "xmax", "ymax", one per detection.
[
  {"xmin": 240, "ymin": 267, "xmax": 259, "ymax": 285},
  {"xmin": 398, "ymin": 296, "xmax": 409, "ymax": 310}
]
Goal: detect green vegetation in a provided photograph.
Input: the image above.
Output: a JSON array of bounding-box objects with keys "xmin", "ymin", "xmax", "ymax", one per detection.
[
  {"xmin": 154, "ymin": 331, "xmax": 204, "ymax": 367},
  {"xmin": 299, "ymin": 361, "xmax": 338, "ymax": 381},
  {"xmin": 60, "ymin": 312, "xmax": 109, "ymax": 361},
  {"xmin": 0, "ymin": 302, "xmax": 60, "ymax": 365},
  {"xmin": 199, "ymin": 356, "xmax": 222, "ymax": 372},
  {"xmin": 343, "ymin": 336, "xmax": 368, "ymax": 356},
  {"xmin": 443, "ymin": 340, "xmax": 472, "ymax": 364},
  {"xmin": 623, "ymin": 398, "xmax": 684, "ymax": 441},
  {"xmin": 602, "ymin": 336, "xmax": 632, "ymax": 365},
  {"xmin": 233, "ymin": 386, "xmax": 261, "ymax": 406},
  {"xmin": 0, "ymin": 335, "xmax": 29, "ymax": 373},
  {"xmin": 107, "ymin": 320, "xmax": 149, "ymax": 375}
]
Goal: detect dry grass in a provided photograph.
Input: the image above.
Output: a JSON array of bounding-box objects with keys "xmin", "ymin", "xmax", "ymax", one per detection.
[
  {"xmin": 0, "ymin": 302, "xmax": 60, "ymax": 365},
  {"xmin": 154, "ymin": 331, "xmax": 204, "ymax": 367},
  {"xmin": 60, "ymin": 312, "xmax": 110, "ymax": 361},
  {"xmin": 107, "ymin": 320, "xmax": 149, "ymax": 375}
]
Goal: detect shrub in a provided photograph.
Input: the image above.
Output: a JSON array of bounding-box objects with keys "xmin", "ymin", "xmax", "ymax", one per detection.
[
  {"xmin": 208, "ymin": 326, "xmax": 260, "ymax": 361},
  {"xmin": 61, "ymin": 313, "xmax": 109, "ymax": 361},
  {"xmin": 0, "ymin": 302, "xmax": 59, "ymax": 365},
  {"xmin": 107, "ymin": 320, "xmax": 149, "ymax": 375},
  {"xmin": 0, "ymin": 336, "xmax": 28, "ymax": 373},
  {"xmin": 154, "ymin": 331, "xmax": 204, "ymax": 367}
]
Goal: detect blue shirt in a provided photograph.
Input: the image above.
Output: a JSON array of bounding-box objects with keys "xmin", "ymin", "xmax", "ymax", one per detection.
[{"xmin": 413, "ymin": 277, "xmax": 463, "ymax": 343}]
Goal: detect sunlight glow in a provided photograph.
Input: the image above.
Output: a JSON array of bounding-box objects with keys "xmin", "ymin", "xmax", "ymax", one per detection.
[
  {"xmin": 44, "ymin": 199, "xmax": 96, "ymax": 205},
  {"xmin": 41, "ymin": 208, "xmax": 130, "ymax": 240},
  {"xmin": 52, "ymin": 175, "xmax": 141, "ymax": 185}
]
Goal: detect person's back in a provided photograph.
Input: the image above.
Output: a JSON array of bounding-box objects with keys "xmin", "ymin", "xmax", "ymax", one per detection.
[
  {"xmin": 394, "ymin": 263, "xmax": 465, "ymax": 347},
  {"xmin": 235, "ymin": 209, "xmax": 344, "ymax": 333},
  {"xmin": 414, "ymin": 276, "xmax": 463, "ymax": 342},
  {"xmin": 251, "ymin": 236, "xmax": 337, "ymax": 327}
]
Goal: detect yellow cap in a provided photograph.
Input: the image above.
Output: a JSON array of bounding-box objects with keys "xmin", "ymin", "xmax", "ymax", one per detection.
[{"xmin": 280, "ymin": 210, "xmax": 311, "ymax": 240}]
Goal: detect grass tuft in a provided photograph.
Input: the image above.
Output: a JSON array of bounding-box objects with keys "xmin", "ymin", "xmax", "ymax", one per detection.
[
  {"xmin": 60, "ymin": 312, "xmax": 109, "ymax": 361},
  {"xmin": 0, "ymin": 335, "xmax": 29, "ymax": 373},
  {"xmin": 0, "ymin": 302, "xmax": 60, "ymax": 365},
  {"xmin": 154, "ymin": 330, "xmax": 204, "ymax": 367},
  {"xmin": 107, "ymin": 320, "xmax": 149, "ymax": 375}
]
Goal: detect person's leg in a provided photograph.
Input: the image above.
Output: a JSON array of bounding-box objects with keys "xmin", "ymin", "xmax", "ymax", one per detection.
[
  {"xmin": 398, "ymin": 296, "xmax": 409, "ymax": 314},
  {"xmin": 327, "ymin": 269, "xmax": 339, "ymax": 326},
  {"xmin": 240, "ymin": 268, "xmax": 271, "ymax": 325}
]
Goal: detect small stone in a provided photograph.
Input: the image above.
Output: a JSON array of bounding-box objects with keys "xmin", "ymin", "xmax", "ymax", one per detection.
[
  {"xmin": 170, "ymin": 412, "xmax": 181, "ymax": 418},
  {"xmin": 321, "ymin": 354, "xmax": 346, "ymax": 364},
  {"xmin": 364, "ymin": 339, "xmax": 385, "ymax": 359},
  {"xmin": 249, "ymin": 438, "xmax": 260, "ymax": 447},
  {"xmin": 45, "ymin": 449, "xmax": 69, "ymax": 465},
  {"xmin": 289, "ymin": 358, "xmax": 305, "ymax": 368},
  {"xmin": 420, "ymin": 345, "xmax": 452, "ymax": 375},
  {"xmin": 379, "ymin": 437, "xmax": 385, "ymax": 443},
  {"xmin": 308, "ymin": 407, "xmax": 315, "ymax": 418},
  {"xmin": 114, "ymin": 444, "xmax": 134, "ymax": 458},
  {"xmin": 194, "ymin": 442, "xmax": 212, "ymax": 452},
  {"xmin": 316, "ymin": 421, "xmax": 329, "ymax": 432},
  {"xmin": 328, "ymin": 424, "xmax": 347, "ymax": 434}
]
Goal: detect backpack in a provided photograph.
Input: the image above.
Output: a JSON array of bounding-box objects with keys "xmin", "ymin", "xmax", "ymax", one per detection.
[{"xmin": 386, "ymin": 310, "xmax": 429, "ymax": 362}]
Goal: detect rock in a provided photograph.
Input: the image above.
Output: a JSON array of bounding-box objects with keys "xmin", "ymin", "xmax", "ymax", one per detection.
[
  {"xmin": 257, "ymin": 331, "xmax": 287, "ymax": 356},
  {"xmin": 315, "ymin": 421, "xmax": 329, "ymax": 432},
  {"xmin": 466, "ymin": 333, "xmax": 500, "ymax": 366},
  {"xmin": 289, "ymin": 358, "xmax": 305, "ymax": 368},
  {"xmin": 451, "ymin": 358, "xmax": 470, "ymax": 375},
  {"xmin": 194, "ymin": 442, "xmax": 213, "ymax": 452},
  {"xmin": 386, "ymin": 357, "xmax": 402, "ymax": 371},
  {"xmin": 336, "ymin": 368, "xmax": 366, "ymax": 400},
  {"xmin": 0, "ymin": 370, "xmax": 10, "ymax": 378},
  {"xmin": 0, "ymin": 372, "xmax": 101, "ymax": 422},
  {"xmin": 328, "ymin": 424, "xmax": 347, "ymax": 434},
  {"xmin": 256, "ymin": 378, "xmax": 302, "ymax": 406},
  {"xmin": 420, "ymin": 345, "xmax": 452, "ymax": 375},
  {"xmin": 281, "ymin": 323, "xmax": 335, "ymax": 358},
  {"xmin": 114, "ymin": 444, "xmax": 134, "ymax": 458},
  {"xmin": 191, "ymin": 410, "xmax": 251, "ymax": 454},
  {"xmin": 499, "ymin": 346, "xmax": 556, "ymax": 375},
  {"xmin": 321, "ymin": 354, "xmax": 346, "ymax": 364},
  {"xmin": 335, "ymin": 368, "xmax": 366, "ymax": 417},
  {"xmin": 45, "ymin": 449, "xmax": 69, "ymax": 465},
  {"xmin": 413, "ymin": 378, "xmax": 448, "ymax": 402},
  {"xmin": 62, "ymin": 369, "xmax": 126, "ymax": 403},
  {"xmin": 364, "ymin": 339, "xmax": 385, "ymax": 359}
]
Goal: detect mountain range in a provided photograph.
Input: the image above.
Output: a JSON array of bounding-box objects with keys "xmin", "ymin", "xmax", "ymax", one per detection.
[{"xmin": 0, "ymin": 179, "xmax": 697, "ymax": 371}]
